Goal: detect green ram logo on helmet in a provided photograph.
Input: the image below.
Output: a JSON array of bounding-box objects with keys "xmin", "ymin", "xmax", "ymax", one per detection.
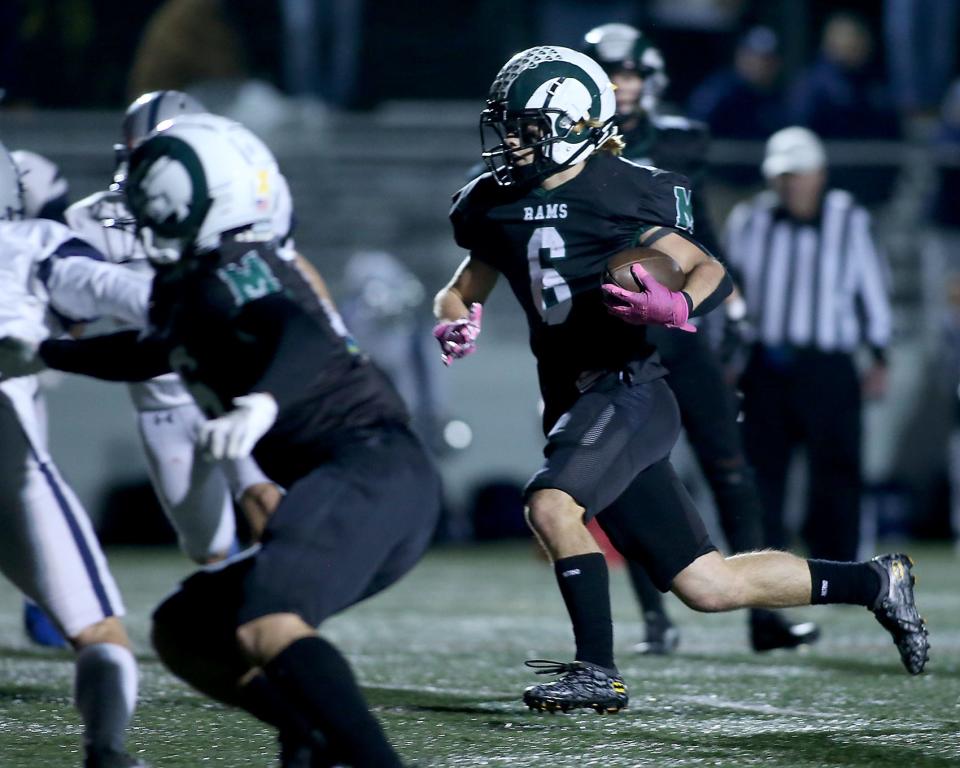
[
  {"xmin": 127, "ymin": 135, "xmax": 210, "ymax": 241},
  {"xmin": 491, "ymin": 47, "xmax": 604, "ymax": 123}
]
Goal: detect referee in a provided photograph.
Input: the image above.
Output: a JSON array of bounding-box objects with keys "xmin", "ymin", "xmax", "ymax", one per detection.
[{"xmin": 726, "ymin": 126, "xmax": 892, "ymax": 561}]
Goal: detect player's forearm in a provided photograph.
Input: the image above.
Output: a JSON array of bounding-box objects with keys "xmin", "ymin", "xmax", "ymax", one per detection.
[
  {"xmin": 39, "ymin": 330, "xmax": 173, "ymax": 381},
  {"xmin": 683, "ymin": 259, "xmax": 732, "ymax": 317},
  {"xmin": 433, "ymin": 286, "xmax": 471, "ymax": 323}
]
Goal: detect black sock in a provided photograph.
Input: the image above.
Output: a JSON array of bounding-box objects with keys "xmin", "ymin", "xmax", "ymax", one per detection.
[
  {"xmin": 264, "ymin": 636, "xmax": 401, "ymax": 768},
  {"xmin": 808, "ymin": 559, "xmax": 881, "ymax": 606},
  {"xmin": 554, "ymin": 553, "xmax": 615, "ymax": 670},
  {"xmin": 237, "ymin": 673, "xmax": 331, "ymax": 758}
]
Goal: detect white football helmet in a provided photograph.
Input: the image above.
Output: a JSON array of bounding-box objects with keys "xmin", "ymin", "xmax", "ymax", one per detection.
[
  {"xmin": 0, "ymin": 142, "xmax": 24, "ymax": 222},
  {"xmin": 481, "ymin": 46, "xmax": 617, "ymax": 186},
  {"xmin": 125, "ymin": 113, "xmax": 282, "ymax": 264},
  {"xmin": 113, "ymin": 90, "xmax": 206, "ymax": 191}
]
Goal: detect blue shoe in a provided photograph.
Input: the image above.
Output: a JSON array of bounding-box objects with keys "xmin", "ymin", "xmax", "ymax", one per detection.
[{"xmin": 24, "ymin": 600, "xmax": 69, "ymax": 648}]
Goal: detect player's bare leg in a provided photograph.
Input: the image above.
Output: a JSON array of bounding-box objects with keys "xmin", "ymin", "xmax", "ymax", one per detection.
[
  {"xmin": 71, "ymin": 617, "xmax": 143, "ymax": 768},
  {"xmin": 237, "ymin": 481, "xmax": 283, "ymax": 542},
  {"xmin": 525, "ymin": 489, "xmax": 600, "ymax": 560},
  {"xmin": 671, "ymin": 550, "xmax": 929, "ymax": 673},
  {"xmin": 522, "ymin": 489, "xmax": 628, "ymax": 713}
]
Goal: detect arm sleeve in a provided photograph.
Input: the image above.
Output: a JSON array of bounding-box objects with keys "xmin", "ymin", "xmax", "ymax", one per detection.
[
  {"xmin": 851, "ymin": 208, "xmax": 892, "ymax": 351},
  {"xmin": 46, "ymin": 256, "xmax": 151, "ymax": 327},
  {"xmin": 39, "ymin": 330, "xmax": 173, "ymax": 381},
  {"xmin": 689, "ymin": 269, "xmax": 733, "ymax": 318}
]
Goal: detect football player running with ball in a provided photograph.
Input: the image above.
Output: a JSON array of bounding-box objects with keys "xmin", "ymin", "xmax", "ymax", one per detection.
[
  {"xmin": 4, "ymin": 114, "xmax": 441, "ymax": 767},
  {"xmin": 434, "ymin": 46, "xmax": 929, "ymax": 715},
  {"xmin": 583, "ymin": 22, "xmax": 819, "ymax": 655}
]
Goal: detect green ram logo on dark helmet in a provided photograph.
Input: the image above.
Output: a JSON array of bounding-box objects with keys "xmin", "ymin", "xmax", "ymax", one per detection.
[{"xmin": 126, "ymin": 135, "xmax": 210, "ymax": 240}]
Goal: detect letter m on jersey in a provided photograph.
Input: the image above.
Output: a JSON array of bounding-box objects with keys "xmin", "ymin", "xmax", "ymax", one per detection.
[
  {"xmin": 673, "ymin": 186, "xmax": 694, "ymax": 231},
  {"xmin": 217, "ymin": 251, "xmax": 282, "ymax": 306}
]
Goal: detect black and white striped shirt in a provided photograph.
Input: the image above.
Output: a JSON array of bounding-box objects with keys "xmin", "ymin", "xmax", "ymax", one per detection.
[{"xmin": 725, "ymin": 189, "xmax": 891, "ymax": 353}]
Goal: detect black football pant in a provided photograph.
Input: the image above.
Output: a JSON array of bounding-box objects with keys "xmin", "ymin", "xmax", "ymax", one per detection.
[
  {"xmin": 740, "ymin": 346, "xmax": 862, "ymax": 562},
  {"xmin": 627, "ymin": 328, "xmax": 766, "ymax": 615}
]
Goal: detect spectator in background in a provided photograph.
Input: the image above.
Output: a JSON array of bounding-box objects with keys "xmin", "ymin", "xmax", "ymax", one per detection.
[
  {"xmin": 884, "ymin": 0, "xmax": 959, "ymax": 120},
  {"xmin": 726, "ymin": 127, "xmax": 892, "ymax": 562},
  {"xmin": 128, "ymin": 0, "xmax": 246, "ymax": 97},
  {"xmin": 686, "ymin": 26, "xmax": 787, "ymax": 140},
  {"xmin": 929, "ymin": 80, "xmax": 960, "ymax": 233},
  {"xmin": 789, "ymin": 12, "xmax": 900, "ymax": 140}
]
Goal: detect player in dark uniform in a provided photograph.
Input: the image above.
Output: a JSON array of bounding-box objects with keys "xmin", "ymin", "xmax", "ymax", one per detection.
[
  {"xmin": 433, "ymin": 45, "xmax": 929, "ymax": 714},
  {"xmin": 12, "ymin": 114, "xmax": 441, "ymax": 767},
  {"xmin": 583, "ymin": 22, "xmax": 820, "ymax": 654}
]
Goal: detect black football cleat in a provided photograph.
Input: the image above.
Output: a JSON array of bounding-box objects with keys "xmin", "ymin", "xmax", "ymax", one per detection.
[
  {"xmin": 84, "ymin": 748, "xmax": 147, "ymax": 768},
  {"xmin": 869, "ymin": 553, "xmax": 930, "ymax": 675},
  {"xmin": 749, "ymin": 608, "xmax": 820, "ymax": 652},
  {"xmin": 632, "ymin": 610, "xmax": 680, "ymax": 655},
  {"xmin": 523, "ymin": 660, "xmax": 628, "ymax": 714}
]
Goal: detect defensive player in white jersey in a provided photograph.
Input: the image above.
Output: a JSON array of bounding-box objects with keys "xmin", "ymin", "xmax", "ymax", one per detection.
[
  {"xmin": 0, "ymin": 143, "xmax": 150, "ymax": 768},
  {"xmin": 66, "ymin": 91, "xmax": 285, "ymax": 563},
  {"xmin": 9, "ymin": 148, "xmax": 77, "ymax": 648}
]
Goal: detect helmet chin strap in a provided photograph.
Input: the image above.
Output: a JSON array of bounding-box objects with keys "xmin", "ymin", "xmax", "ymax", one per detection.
[{"xmin": 140, "ymin": 227, "xmax": 184, "ymax": 265}]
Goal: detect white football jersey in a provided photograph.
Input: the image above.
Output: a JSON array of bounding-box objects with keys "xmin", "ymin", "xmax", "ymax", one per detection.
[{"xmin": 0, "ymin": 219, "xmax": 150, "ymax": 345}]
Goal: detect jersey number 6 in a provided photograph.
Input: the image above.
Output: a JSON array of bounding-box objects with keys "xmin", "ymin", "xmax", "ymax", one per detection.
[{"xmin": 527, "ymin": 226, "xmax": 571, "ymax": 325}]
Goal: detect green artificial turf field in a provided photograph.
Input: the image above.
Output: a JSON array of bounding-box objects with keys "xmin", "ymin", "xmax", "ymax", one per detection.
[{"xmin": 0, "ymin": 542, "xmax": 956, "ymax": 767}]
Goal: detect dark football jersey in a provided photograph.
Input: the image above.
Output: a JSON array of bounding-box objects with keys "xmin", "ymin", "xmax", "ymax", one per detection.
[
  {"xmin": 619, "ymin": 114, "xmax": 723, "ymax": 261},
  {"xmin": 43, "ymin": 238, "xmax": 409, "ymax": 487},
  {"xmin": 451, "ymin": 152, "xmax": 696, "ymax": 426},
  {"xmin": 147, "ymin": 239, "xmax": 408, "ymax": 483}
]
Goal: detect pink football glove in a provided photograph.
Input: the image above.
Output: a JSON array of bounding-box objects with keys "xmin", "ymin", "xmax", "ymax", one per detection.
[
  {"xmin": 601, "ymin": 264, "xmax": 696, "ymax": 332},
  {"xmin": 433, "ymin": 302, "xmax": 483, "ymax": 365}
]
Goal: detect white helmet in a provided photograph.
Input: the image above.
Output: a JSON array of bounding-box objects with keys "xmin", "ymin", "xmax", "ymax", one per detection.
[
  {"xmin": 481, "ymin": 45, "xmax": 617, "ymax": 186},
  {"xmin": 113, "ymin": 90, "xmax": 206, "ymax": 191},
  {"xmin": 0, "ymin": 142, "xmax": 25, "ymax": 222},
  {"xmin": 125, "ymin": 113, "xmax": 283, "ymax": 264},
  {"xmin": 11, "ymin": 150, "xmax": 69, "ymax": 220}
]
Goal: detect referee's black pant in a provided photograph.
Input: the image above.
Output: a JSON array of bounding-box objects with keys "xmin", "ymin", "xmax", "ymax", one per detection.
[{"xmin": 740, "ymin": 345, "xmax": 862, "ymax": 562}]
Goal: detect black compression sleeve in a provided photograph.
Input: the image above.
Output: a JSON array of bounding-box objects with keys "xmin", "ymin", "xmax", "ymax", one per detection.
[
  {"xmin": 689, "ymin": 269, "xmax": 733, "ymax": 318},
  {"xmin": 39, "ymin": 330, "xmax": 173, "ymax": 382}
]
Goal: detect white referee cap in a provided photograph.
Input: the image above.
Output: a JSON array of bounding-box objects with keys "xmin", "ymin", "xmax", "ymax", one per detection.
[{"xmin": 762, "ymin": 126, "xmax": 826, "ymax": 178}]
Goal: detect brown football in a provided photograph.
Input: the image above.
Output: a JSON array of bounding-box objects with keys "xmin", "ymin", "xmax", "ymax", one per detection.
[{"xmin": 604, "ymin": 247, "xmax": 686, "ymax": 292}]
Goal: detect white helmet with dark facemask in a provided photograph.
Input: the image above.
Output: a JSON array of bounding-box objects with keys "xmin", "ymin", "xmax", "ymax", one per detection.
[
  {"xmin": 126, "ymin": 113, "xmax": 282, "ymax": 265},
  {"xmin": 0, "ymin": 142, "xmax": 25, "ymax": 222},
  {"xmin": 480, "ymin": 46, "xmax": 617, "ymax": 186}
]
